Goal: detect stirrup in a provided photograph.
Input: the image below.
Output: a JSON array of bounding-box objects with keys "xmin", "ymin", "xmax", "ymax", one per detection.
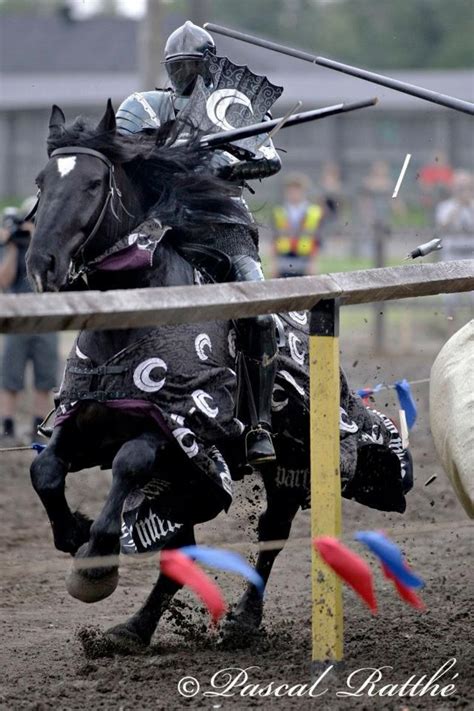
[{"xmin": 245, "ymin": 425, "xmax": 276, "ymax": 465}]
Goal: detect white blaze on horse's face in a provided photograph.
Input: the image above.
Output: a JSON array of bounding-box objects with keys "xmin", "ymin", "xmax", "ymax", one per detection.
[{"xmin": 56, "ymin": 156, "xmax": 76, "ymax": 178}]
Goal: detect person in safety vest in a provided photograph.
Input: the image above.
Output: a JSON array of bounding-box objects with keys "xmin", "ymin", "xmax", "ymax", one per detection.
[{"xmin": 271, "ymin": 173, "xmax": 325, "ymax": 278}]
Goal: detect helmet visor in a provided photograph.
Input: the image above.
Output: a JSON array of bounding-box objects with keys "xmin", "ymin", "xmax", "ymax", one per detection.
[{"xmin": 165, "ymin": 58, "xmax": 206, "ymax": 96}]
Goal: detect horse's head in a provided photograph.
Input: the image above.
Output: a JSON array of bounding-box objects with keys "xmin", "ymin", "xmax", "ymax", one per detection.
[
  {"xmin": 27, "ymin": 100, "xmax": 134, "ymax": 292},
  {"xmin": 27, "ymin": 99, "xmax": 252, "ymax": 292}
]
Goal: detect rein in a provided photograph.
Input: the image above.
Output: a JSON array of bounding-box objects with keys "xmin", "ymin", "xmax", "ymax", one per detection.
[{"xmin": 33, "ymin": 146, "xmax": 135, "ymax": 282}]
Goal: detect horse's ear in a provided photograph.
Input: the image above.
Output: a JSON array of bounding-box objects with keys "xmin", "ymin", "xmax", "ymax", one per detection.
[
  {"xmin": 97, "ymin": 99, "xmax": 116, "ymax": 133},
  {"xmin": 48, "ymin": 104, "xmax": 66, "ymax": 138}
]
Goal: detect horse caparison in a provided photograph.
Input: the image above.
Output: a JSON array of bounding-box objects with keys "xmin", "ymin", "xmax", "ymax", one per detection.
[{"xmin": 26, "ymin": 101, "xmax": 412, "ymax": 652}]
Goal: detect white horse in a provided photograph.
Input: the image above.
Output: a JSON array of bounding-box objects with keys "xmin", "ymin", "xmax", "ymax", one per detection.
[{"xmin": 430, "ymin": 319, "xmax": 474, "ymax": 518}]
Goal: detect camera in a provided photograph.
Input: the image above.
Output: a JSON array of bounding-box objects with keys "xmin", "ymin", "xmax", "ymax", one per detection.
[{"xmin": 1, "ymin": 206, "xmax": 32, "ymax": 248}]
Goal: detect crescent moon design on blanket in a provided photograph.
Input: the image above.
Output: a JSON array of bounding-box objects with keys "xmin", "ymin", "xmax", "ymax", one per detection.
[
  {"xmin": 133, "ymin": 358, "xmax": 167, "ymax": 393},
  {"xmin": 191, "ymin": 389, "xmax": 219, "ymax": 418},
  {"xmin": 289, "ymin": 332, "xmax": 305, "ymax": 366},
  {"xmin": 195, "ymin": 333, "xmax": 212, "ymax": 361},
  {"xmin": 206, "ymin": 89, "xmax": 254, "ymax": 131}
]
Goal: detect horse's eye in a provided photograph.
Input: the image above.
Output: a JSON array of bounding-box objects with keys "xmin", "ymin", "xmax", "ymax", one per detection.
[{"xmin": 86, "ymin": 180, "xmax": 102, "ymax": 193}]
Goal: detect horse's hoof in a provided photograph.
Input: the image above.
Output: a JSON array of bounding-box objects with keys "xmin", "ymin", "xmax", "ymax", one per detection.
[
  {"xmin": 66, "ymin": 566, "xmax": 119, "ymax": 603},
  {"xmin": 219, "ymin": 608, "xmax": 262, "ymax": 648},
  {"xmin": 104, "ymin": 623, "xmax": 149, "ymax": 654},
  {"xmin": 66, "ymin": 543, "xmax": 119, "ymax": 603}
]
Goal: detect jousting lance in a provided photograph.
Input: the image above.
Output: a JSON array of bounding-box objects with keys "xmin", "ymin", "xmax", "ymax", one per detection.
[
  {"xmin": 204, "ymin": 23, "xmax": 474, "ymax": 116},
  {"xmin": 200, "ymin": 97, "xmax": 378, "ymax": 149}
]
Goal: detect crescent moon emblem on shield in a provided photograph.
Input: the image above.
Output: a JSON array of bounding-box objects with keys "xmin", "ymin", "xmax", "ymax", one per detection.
[
  {"xmin": 195, "ymin": 333, "xmax": 212, "ymax": 361},
  {"xmin": 206, "ymin": 89, "xmax": 254, "ymax": 131},
  {"xmin": 289, "ymin": 332, "xmax": 305, "ymax": 366},
  {"xmin": 191, "ymin": 389, "xmax": 219, "ymax": 418},
  {"xmin": 133, "ymin": 358, "xmax": 167, "ymax": 393}
]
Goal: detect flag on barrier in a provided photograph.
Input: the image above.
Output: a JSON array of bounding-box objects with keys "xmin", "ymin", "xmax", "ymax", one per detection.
[
  {"xmin": 160, "ymin": 550, "xmax": 227, "ymax": 624},
  {"xmin": 32, "ymin": 443, "xmax": 47, "ymax": 453},
  {"xmin": 381, "ymin": 563, "xmax": 426, "ymax": 610},
  {"xmin": 313, "ymin": 536, "xmax": 377, "ymax": 612},
  {"xmin": 354, "ymin": 531, "xmax": 424, "ymax": 589},
  {"xmin": 357, "ymin": 383, "xmax": 385, "ymax": 401},
  {"xmin": 180, "ymin": 545, "xmax": 264, "ymax": 594},
  {"xmin": 394, "ymin": 379, "xmax": 417, "ymax": 429}
]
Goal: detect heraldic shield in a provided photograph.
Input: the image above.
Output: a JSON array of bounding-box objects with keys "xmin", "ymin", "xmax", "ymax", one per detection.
[{"xmin": 178, "ymin": 53, "xmax": 284, "ymax": 158}]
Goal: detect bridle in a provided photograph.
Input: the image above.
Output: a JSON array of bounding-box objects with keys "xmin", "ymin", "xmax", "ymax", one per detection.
[{"xmin": 28, "ymin": 145, "xmax": 134, "ymax": 281}]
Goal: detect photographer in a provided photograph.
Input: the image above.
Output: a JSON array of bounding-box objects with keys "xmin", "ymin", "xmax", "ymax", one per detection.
[{"xmin": 0, "ymin": 198, "xmax": 59, "ymax": 442}]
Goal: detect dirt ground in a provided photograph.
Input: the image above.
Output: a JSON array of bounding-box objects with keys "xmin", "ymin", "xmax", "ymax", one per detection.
[{"xmin": 1, "ymin": 319, "xmax": 473, "ymax": 711}]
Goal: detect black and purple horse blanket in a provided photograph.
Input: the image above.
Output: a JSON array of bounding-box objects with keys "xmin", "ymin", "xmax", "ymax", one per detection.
[{"xmin": 55, "ymin": 287, "xmax": 412, "ymax": 554}]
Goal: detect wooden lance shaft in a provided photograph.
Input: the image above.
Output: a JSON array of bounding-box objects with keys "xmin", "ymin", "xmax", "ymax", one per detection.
[
  {"xmin": 200, "ymin": 98, "xmax": 378, "ymax": 149},
  {"xmin": 309, "ymin": 298, "xmax": 343, "ymax": 664},
  {"xmin": 204, "ymin": 23, "xmax": 474, "ymax": 116}
]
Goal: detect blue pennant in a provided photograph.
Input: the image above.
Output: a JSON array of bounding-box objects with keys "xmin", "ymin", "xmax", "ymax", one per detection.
[
  {"xmin": 355, "ymin": 531, "xmax": 424, "ymax": 589},
  {"xmin": 180, "ymin": 545, "xmax": 264, "ymax": 594},
  {"xmin": 394, "ymin": 379, "xmax": 417, "ymax": 429},
  {"xmin": 31, "ymin": 443, "xmax": 47, "ymax": 454}
]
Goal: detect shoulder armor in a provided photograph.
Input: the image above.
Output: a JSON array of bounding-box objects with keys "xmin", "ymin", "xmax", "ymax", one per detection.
[{"xmin": 116, "ymin": 90, "xmax": 175, "ymax": 134}]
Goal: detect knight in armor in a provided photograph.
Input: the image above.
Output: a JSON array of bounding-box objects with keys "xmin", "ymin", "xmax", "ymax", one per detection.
[{"xmin": 116, "ymin": 21, "xmax": 282, "ymax": 466}]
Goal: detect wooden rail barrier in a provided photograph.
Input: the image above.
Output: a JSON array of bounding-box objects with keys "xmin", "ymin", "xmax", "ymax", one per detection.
[
  {"xmin": 0, "ymin": 261, "xmax": 472, "ymax": 334},
  {"xmin": 1, "ymin": 259, "xmax": 473, "ymax": 669}
]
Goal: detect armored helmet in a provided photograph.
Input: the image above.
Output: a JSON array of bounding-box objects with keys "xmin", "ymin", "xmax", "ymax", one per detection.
[{"xmin": 164, "ymin": 21, "xmax": 216, "ymax": 96}]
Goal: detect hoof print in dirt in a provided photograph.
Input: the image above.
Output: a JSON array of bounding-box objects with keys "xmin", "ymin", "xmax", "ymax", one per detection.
[
  {"xmin": 77, "ymin": 625, "xmax": 148, "ymax": 658},
  {"xmin": 77, "ymin": 626, "xmax": 119, "ymax": 659}
]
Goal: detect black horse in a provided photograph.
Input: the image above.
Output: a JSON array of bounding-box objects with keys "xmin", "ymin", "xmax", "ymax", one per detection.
[{"xmin": 27, "ymin": 102, "xmax": 412, "ymax": 651}]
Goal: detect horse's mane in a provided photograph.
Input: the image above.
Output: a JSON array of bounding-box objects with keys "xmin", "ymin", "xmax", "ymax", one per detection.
[{"xmin": 47, "ymin": 116, "xmax": 250, "ymax": 233}]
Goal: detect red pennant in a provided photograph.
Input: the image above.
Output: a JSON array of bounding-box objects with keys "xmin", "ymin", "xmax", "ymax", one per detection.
[
  {"xmin": 160, "ymin": 550, "xmax": 227, "ymax": 624},
  {"xmin": 313, "ymin": 536, "xmax": 377, "ymax": 613},
  {"xmin": 382, "ymin": 563, "xmax": 426, "ymax": 611}
]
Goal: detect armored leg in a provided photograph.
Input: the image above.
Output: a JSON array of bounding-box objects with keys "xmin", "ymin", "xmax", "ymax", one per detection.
[{"xmin": 230, "ymin": 255, "xmax": 277, "ymax": 465}]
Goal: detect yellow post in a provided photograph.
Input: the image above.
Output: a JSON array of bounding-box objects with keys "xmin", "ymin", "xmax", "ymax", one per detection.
[{"xmin": 309, "ymin": 298, "xmax": 343, "ymax": 664}]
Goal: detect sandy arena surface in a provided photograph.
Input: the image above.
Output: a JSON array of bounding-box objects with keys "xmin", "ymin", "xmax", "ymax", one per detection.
[{"xmin": 1, "ymin": 323, "xmax": 473, "ymax": 710}]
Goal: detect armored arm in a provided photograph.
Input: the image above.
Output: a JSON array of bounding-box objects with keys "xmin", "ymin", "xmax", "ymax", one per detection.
[
  {"xmin": 210, "ymin": 114, "xmax": 282, "ymax": 182},
  {"xmin": 116, "ymin": 91, "xmax": 175, "ymax": 134}
]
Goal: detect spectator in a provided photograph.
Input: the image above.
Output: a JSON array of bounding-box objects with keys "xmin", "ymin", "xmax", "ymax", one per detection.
[
  {"xmin": 270, "ymin": 173, "xmax": 328, "ymax": 278},
  {"xmin": 0, "ymin": 198, "xmax": 59, "ymax": 442},
  {"xmin": 435, "ymin": 170, "xmax": 474, "ymax": 317},
  {"xmin": 320, "ymin": 161, "xmax": 343, "ymax": 208},
  {"xmin": 419, "ymin": 150, "xmax": 454, "ymax": 211},
  {"xmin": 435, "ymin": 170, "xmax": 474, "ymax": 260},
  {"xmin": 360, "ymin": 159, "xmax": 393, "ymax": 225}
]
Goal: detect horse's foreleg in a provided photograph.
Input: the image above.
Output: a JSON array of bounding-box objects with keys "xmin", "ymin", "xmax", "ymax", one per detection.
[
  {"xmin": 88, "ymin": 431, "xmax": 163, "ymax": 556},
  {"xmin": 104, "ymin": 526, "xmax": 196, "ymax": 651},
  {"xmin": 67, "ymin": 432, "xmax": 163, "ymax": 602},
  {"xmin": 30, "ymin": 426, "xmax": 90, "ymax": 554},
  {"xmin": 231, "ymin": 481, "xmax": 301, "ymax": 631}
]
